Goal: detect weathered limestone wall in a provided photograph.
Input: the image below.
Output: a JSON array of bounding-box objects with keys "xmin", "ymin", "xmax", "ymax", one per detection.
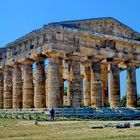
[
  {"xmin": 110, "ymin": 64, "xmax": 120, "ymax": 108},
  {"xmin": 22, "ymin": 64, "xmax": 34, "ymax": 108},
  {"xmin": 127, "ymin": 66, "xmax": 137, "ymax": 108},
  {"xmin": 13, "ymin": 64, "xmax": 22, "ymax": 109},
  {"xmin": 91, "ymin": 61, "xmax": 102, "ymax": 108},
  {"xmin": 0, "ymin": 73, "xmax": 3, "ymax": 108},
  {"xmin": 34, "ymin": 61, "xmax": 46, "ymax": 108}
]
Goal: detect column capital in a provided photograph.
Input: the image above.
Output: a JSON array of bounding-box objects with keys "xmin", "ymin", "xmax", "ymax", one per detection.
[
  {"xmin": 45, "ymin": 49, "xmax": 66, "ymax": 58},
  {"xmin": 3, "ymin": 65, "xmax": 13, "ymax": 71},
  {"xmin": 118, "ymin": 60, "xmax": 138, "ymax": 70},
  {"xmin": 18, "ymin": 58, "xmax": 34, "ymax": 65},
  {"xmin": 126, "ymin": 63, "xmax": 137, "ymax": 68},
  {"xmin": 68, "ymin": 55, "xmax": 81, "ymax": 61},
  {"xmin": 32, "ymin": 54, "xmax": 46, "ymax": 61}
]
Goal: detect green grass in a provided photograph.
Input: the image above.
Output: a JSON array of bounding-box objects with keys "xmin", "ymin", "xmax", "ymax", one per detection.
[{"xmin": 0, "ymin": 119, "xmax": 140, "ymax": 140}]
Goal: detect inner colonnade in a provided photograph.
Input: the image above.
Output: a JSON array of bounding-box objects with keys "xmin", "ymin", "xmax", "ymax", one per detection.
[{"xmin": 0, "ymin": 17, "xmax": 140, "ymax": 109}]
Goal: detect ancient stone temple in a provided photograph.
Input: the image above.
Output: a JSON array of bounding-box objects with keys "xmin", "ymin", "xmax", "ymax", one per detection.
[{"xmin": 0, "ymin": 17, "xmax": 140, "ymax": 109}]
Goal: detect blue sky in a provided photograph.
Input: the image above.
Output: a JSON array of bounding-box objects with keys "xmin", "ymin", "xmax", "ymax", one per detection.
[{"xmin": 0, "ymin": 0, "xmax": 140, "ymax": 96}]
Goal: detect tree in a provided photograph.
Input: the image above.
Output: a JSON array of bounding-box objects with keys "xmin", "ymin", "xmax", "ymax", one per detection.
[
  {"xmin": 137, "ymin": 96, "xmax": 140, "ymax": 107},
  {"xmin": 120, "ymin": 95, "xmax": 140, "ymax": 107},
  {"xmin": 120, "ymin": 95, "xmax": 126, "ymax": 107}
]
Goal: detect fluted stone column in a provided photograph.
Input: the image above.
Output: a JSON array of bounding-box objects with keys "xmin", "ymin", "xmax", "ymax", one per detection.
[
  {"xmin": 110, "ymin": 64, "xmax": 120, "ymax": 108},
  {"xmin": 22, "ymin": 64, "xmax": 34, "ymax": 108},
  {"xmin": 0, "ymin": 73, "xmax": 4, "ymax": 108},
  {"xmin": 3, "ymin": 68, "xmax": 12, "ymax": 109},
  {"xmin": 13, "ymin": 64, "xmax": 22, "ymax": 109},
  {"xmin": 67, "ymin": 80, "xmax": 71, "ymax": 106},
  {"xmin": 91, "ymin": 61, "xmax": 102, "ymax": 108},
  {"xmin": 101, "ymin": 63, "xmax": 108, "ymax": 107},
  {"xmin": 34, "ymin": 61, "xmax": 45, "ymax": 108},
  {"xmin": 45, "ymin": 68, "xmax": 48, "ymax": 107},
  {"xmin": 48, "ymin": 57, "xmax": 60, "ymax": 108},
  {"xmin": 58, "ymin": 58, "xmax": 64, "ymax": 107},
  {"xmin": 70, "ymin": 59, "xmax": 81, "ymax": 107},
  {"xmin": 126, "ymin": 65, "xmax": 137, "ymax": 108},
  {"xmin": 83, "ymin": 66, "xmax": 91, "ymax": 106},
  {"xmin": 66, "ymin": 62, "xmax": 72, "ymax": 106},
  {"xmin": 80, "ymin": 76, "xmax": 84, "ymax": 106}
]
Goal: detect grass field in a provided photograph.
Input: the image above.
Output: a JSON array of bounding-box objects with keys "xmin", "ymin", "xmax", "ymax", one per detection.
[{"xmin": 0, "ymin": 119, "xmax": 140, "ymax": 140}]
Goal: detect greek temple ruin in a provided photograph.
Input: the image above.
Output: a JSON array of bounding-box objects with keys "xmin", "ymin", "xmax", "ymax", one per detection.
[{"xmin": 0, "ymin": 17, "xmax": 140, "ymax": 109}]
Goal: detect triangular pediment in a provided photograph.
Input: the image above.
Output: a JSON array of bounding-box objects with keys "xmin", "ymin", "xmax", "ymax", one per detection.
[{"xmin": 52, "ymin": 17, "xmax": 140, "ymax": 40}]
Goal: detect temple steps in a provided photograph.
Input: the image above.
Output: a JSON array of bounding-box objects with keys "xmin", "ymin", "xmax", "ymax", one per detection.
[{"xmin": 0, "ymin": 108, "xmax": 140, "ymax": 120}]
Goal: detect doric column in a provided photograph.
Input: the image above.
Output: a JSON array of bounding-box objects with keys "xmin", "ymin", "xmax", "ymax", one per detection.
[
  {"xmin": 0, "ymin": 73, "xmax": 4, "ymax": 108},
  {"xmin": 70, "ymin": 58, "xmax": 81, "ymax": 107},
  {"xmin": 22, "ymin": 64, "xmax": 34, "ymax": 108},
  {"xmin": 47, "ymin": 57, "xmax": 60, "ymax": 108},
  {"xmin": 13, "ymin": 64, "xmax": 22, "ymax": 109},
  {"xmin": 67, "ymin": 80, "xmax": 71, "ymax": 106},
  {"xmin": 45, "ymin": 67, "xmax": 48, "ymax": 107},
  {"xmin": 126, "ymin": 65, "xmax": 137, "ymax": 108},
  {"xmin": 91, "ymin": 61, "xmax": 102, "ymax": 108},
  {"xmin": 3, "ymin": 67, "xmax": 13, "ymax": 109},
  {"xmin": 101, "ymin": 63, "xmax": 108, "ymax": 107},
  {"xmin": 83, "ymin": 66, "xmax": 91, "ymax": 106},
  {"xmin": 34, "ymin": 61, "xmax": 46, "ymax": 108},
  {"xmin": 110, "ymin": 63, "xmax": 120, "ymax": 108},
  {"xmin": 66, "ymin": 61, "xmax": 72, "ymax": 106},
  {"xmin": 80, "ymin": 76, "xmax": 84, "ymax": 106},
  {"xmin": 58, "ymin": 58, "xmax": 64, "ymax": 107}
]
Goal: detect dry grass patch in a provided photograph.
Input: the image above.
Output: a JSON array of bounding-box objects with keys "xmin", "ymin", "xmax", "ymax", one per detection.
[{"xmin": 0, "ymin": 119, "xmax": 140, "ymax": 140}]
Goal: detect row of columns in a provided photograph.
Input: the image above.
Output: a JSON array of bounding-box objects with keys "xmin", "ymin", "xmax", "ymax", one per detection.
[
  {"xmin": 0, "ymin": 56, "xmax": 67, "ymax": 109},
  {"xmin": 0, "ymin": 61, "xmax": 46, "ymax": 109},
  {"xmin": 0, "ymin": 55, "xmax": 138, "ymax": 109},
  {"xmin": 83, "ymin": 62, "xmax": 137, "ymax": 108}
]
